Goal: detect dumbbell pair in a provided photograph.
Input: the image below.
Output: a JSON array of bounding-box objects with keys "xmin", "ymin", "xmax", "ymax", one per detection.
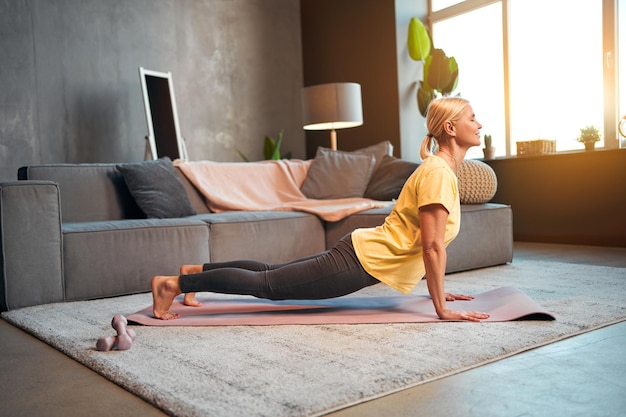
[{"xmin": 96, "ymin": 315, "xmax": 136, "ymax": 351}]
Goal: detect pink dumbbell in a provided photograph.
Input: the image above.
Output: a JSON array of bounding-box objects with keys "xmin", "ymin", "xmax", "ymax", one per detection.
[
  {"xmin": 96, "ymin": 315, "xmax": 136, "ymax": 351},
  {"xmin": 111, "ymin": 315, "xmax": 134, "ymax": 350}
]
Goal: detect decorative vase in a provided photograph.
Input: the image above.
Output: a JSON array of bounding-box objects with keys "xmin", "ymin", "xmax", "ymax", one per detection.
[{"xmin": 483, "ymin": 146, "xmax": 496, "ymax": 160}]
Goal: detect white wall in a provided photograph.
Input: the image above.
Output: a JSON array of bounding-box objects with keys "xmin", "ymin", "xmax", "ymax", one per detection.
[{"xmin": 395, "ymin": 0, "xmax": 428, "ymax": 163}]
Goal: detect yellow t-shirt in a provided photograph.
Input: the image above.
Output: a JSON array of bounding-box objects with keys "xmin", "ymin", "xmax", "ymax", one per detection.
[{"xmin": 352, "ymin": 155, "xmax": 461, "ymax": 294}]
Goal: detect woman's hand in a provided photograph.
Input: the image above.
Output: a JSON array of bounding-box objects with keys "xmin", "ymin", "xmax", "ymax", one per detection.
[
  {"xmin": 437, "ymin": 309, "xmax": 490, "ymax": 322},
  {"xmin": 445, "ymin": 292, "xmax": 474, "ymax": 301},
  {"xmin": 440, "ymin": 293, "xmax": 490, "ymax": 321}
]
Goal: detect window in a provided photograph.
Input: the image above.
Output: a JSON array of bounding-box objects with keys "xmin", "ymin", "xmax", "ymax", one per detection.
[
  {"xmin": 431, "ymin": 2, "xmax": 504, "ymax": 159},
  {"xmin": 429, "ymin": 0, "xmax": 620, "ymax": 156},
  {"xmin": 431, "ymin": 0, "xmax": 464, "ymax": 12}
]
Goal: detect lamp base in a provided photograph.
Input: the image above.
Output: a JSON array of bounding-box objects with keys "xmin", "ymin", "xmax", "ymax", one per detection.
[{"xmin": 330, "ymin": 129, "xmax": 337, "ymax": 151}]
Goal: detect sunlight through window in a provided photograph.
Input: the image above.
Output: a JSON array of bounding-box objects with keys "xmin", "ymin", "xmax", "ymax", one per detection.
[
  {"xmin": 430, "ymin": 0, "xmax": 607, "ymax": 156},
  {"xmin": 508, "ymin": 0, "xmax": 603, "ymax": 152},
  {"xmin": 432, "ymin": 3, "xmax": 504, "ymax": 159}
]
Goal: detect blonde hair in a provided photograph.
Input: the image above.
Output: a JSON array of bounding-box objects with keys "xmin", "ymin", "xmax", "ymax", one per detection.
[{"xmin": 420, "ymin": 97, "xmax": 470, "ymax": 160}]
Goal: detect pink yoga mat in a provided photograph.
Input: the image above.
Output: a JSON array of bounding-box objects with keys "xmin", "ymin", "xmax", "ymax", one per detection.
[{"xmin": 127, "ymin": 287, "xmax": 555, "ymax": 326}]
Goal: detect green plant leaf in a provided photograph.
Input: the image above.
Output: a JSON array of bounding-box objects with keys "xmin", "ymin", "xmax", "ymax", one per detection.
[
  {"xmin": 426, "ymin": 49, "xmax": 454, "ymax": 94},
  {"xmin": 270, "ymin": 130, "xmax": 284, "ymax": 160},
  {"xmin": 441, "ymin": 56, "xmax": 459, "ymax": 95},
  {"xmin": 407, "ymin": 17, "xmax": 431, "ymax": 61},
  {"xmin": 423, "ymin": 55, "xmax": 432, "ymax": 88},
  {"xmin": 263, "ymin": 136, "xmax": 276, "ymax": 160},
  {"xmin": 577, "ymin": 125, "xmax": 601, "ymax": 142},
  {"xmin": 263, "ymin": 129, "xmax": 284, "ymax": 160},
  {"xmin": 417, "ymin": 84, "xmax": 436, "ymax": 117},
  {"xmin": 236, "ymin": 149, "xmax": 250, "ymax": 162}
]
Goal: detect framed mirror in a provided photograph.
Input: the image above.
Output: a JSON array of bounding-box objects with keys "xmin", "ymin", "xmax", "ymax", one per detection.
[{"xmin": 139, "ymin": 67, "xmax": 187, "ymax": 160}]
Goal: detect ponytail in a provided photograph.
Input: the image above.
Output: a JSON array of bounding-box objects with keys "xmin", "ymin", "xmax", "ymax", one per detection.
[{"xmin": 420, "ymin": 134, "xmax": 436, "ymax": 160}]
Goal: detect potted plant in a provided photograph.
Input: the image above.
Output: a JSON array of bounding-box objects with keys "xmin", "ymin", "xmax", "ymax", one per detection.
[
  {"xmin": 407, "ymin": 17, "xmax": 459, "ymax": 117},
  {"xmin": 577, "ymin": 125, "xmax": 601, "ymax": 151},
  {"xmin": 483, "ymin": 134, "xmax": 496, "ymax": 159},
  {"xmin": 237, "ymin": 130, "xmax": 290, "ymax": 161}
]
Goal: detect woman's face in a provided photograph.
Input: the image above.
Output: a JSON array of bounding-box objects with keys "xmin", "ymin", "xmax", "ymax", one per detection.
[{"xmin": 452, "ymin": 106, "xmax": 482, "ymax": 148}]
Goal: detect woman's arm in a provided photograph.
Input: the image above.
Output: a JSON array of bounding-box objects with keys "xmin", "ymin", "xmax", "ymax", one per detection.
[{"xmin": 419, "ymin": 204, "xmax": 489, "ymax": 322}]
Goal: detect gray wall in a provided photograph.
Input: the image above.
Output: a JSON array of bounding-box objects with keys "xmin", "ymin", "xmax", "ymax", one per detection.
[{"xmin": 0, "ymin": 0, "xmax": 305, "ymax": 181}]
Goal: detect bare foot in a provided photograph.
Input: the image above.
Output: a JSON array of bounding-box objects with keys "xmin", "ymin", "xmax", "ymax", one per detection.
[
  {"xmin": 183, "ymin": 292, "xmax": 202, "ymax": 307},
  {"xmin": 179, "ymin": 265, "xmax": 203, "ymax": 307},
  {"xmin": 151, "ymin": 276, "xmax": 182, "ymax": 320}
]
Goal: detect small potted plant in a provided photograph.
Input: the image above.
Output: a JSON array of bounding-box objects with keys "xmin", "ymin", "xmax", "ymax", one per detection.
[
  {"xmin": 237, "ymin": 130, "xmax": 290, "ymax": 161},
  {"xmin": 483, "ymin": 134, "xmax": 496, "ymax": 159},
  {"xmin": 577, "ymin": 125, "xmax": 601, "ymax": 151}
]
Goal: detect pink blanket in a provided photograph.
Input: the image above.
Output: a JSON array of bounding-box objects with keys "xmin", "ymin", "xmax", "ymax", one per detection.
[
  {"xmin": 178, "ymin": 159, "xmax": 391, "ymax": 221},
  {"xmin": 127, "ymin": 287, "xmax": 555, "ymax": 326}
]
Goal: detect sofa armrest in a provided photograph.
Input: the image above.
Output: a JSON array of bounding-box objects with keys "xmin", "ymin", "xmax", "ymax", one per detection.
[{"xmin": 0, "ymin": 181, "xmax": 64, "ymax": 310}]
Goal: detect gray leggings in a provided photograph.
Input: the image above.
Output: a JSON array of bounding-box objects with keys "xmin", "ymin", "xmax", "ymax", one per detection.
[{"xmin": 179, "ymin": 234, "xmax": 380, "ymax": 300}]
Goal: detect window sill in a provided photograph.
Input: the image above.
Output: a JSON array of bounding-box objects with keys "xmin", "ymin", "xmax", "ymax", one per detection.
[{"xmin": 477, "ymin": 147, "xmax": 625, "ymax": 162}]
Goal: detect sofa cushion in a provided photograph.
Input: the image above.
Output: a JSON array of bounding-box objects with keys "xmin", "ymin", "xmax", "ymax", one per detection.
[
  {"xmin": 324, "ymin": 205, "xmax": 392, "ymax": 250},
  {"xmin": 353, "ymin": 140, "xmax": 394, "ymax": 173},
  {"xmin": 457, "ymin": 159, "xmax": 498, "ymax": 204},
  {"xmin": 445, "ymin": 204, "xmax": 513, "ymax": 272},
  {"xmin": 62, "ymin": 218, "xmax": 209, "ymax": 300},
  {"xmin": 324, "ymin": 203, "xmax": 513, "ymax": 273},
  {"xmin": 193, "ymin": 211, "xmax": 326, "ymax": 263},
  {"xmin": 117, "ymin": 157, "xmax": 196, "ymax": 219},
  {"xmin": 300, "ymin": 147, "xmax": 376, "ymax": 199},
  {"xmin": 364, "ymin": 155, "xmax": 419, "ymax": 201}
]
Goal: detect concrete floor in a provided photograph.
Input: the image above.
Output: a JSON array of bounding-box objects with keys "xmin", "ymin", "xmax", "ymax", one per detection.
[{"xmin": 1, "ymin": 242, "xmax": 625, "ymax": 417}]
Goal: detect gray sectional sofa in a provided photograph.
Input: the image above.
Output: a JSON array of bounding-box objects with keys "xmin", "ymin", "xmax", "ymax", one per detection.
[{"xmin": 0, "ymin": 155, "xmax": 513, "ymax": 311}]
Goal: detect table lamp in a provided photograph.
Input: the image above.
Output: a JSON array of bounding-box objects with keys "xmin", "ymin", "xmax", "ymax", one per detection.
[{"xmin": 302, "ymin": 82, "xmax": 363, "ymax": 150}]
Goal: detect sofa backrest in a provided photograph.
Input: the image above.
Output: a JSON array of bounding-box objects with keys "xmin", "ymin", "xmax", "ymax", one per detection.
[
  {"xmin": 19, "ymin": 164, "xmax": 143, "ymax": 222},
  {"xmin": 18, "ymin": 163, "xmax": 210, "ymax": 222}
]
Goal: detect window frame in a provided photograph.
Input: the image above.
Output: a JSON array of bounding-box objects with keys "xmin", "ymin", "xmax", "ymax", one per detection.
[{"xmin": 428, "ymin": 0, "xmax": 620, "ymax": 155}]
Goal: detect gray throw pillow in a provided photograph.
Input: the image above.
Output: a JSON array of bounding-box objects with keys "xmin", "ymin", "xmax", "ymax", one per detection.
[
  {"xmin": 117, "ymin": 157, "xmax": 196, "ymax": 218},
  {"xmin": 300, "ymin": 147, "xmax": 376, "ymax": 199},
  {"xmin": 314, "ymin": 141, "xmax": 393, "ymax": 175},
  {"xmin": 364, "ymin": 155, "xmax": 419, "ymax": 201},
  {"xmin": 353, "ymin": 140, "xmax": 393, "ymax": 173}
]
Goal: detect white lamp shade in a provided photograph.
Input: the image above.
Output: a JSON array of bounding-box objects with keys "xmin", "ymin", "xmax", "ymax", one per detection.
[{"xmin": 302, "ymin": 83, "xmax": 363, "ymax": 131}]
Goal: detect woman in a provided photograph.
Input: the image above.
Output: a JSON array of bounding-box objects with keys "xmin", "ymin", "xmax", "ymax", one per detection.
[{"xmin": 152, "ymin": 97, "xmax": 489, "ymax": 322}]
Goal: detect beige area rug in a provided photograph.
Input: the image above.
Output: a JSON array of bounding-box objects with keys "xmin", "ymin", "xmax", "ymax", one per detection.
[{"xmin": 2, "ymin": 260, "xmax": 625, "ymax": 417}]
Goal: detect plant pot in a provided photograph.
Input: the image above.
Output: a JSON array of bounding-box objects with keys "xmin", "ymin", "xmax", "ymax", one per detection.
[
  {"xmin": 483, "ymin": 146, "xmax": 496, "ymax": 160},
  {"xmin": 584, "ymin": 142, "xmax": 596, "ymax": 151}
]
